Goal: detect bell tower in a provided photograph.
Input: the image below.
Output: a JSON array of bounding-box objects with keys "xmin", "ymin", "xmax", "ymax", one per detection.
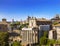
[{"xmin": 29, "ymin": 17, "xmax": 37, "ymax": 27}]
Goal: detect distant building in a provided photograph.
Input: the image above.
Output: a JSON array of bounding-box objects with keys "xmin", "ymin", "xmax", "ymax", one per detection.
[
  {"xmin": 49, "ymin": 23, "xmax": 60, "ymax": 40},
  {"xmin": 27, "ymin": 16, "xmax": 31, "ymax": 23},
  {"xmin": 22, "ymin": 27, "xmax": 38, "ymax": 46},
  {"xmin": 0, "ymin": 18, "xmax": 11, "ymax": 32},
  {"xmin": 51, "ymin": 14, "xmax": 60, "ymax": 23},
  {"xmin": 29, "ymin": 17, "xmax": 37, "ymax": 28},
  {"xmin": 49, "ymin": 30, "xmax": 57, "ymax": 39},
  {"xmin": 29, "ymin": 17, "xmax": 52, "ymax": 28},
  {"xmin": 20, "ymin": 16, "xmax": 31, "ymax": 25},
  {"xmin": 39, "ymin": 25, "xmax": 50, "ymax": 31},
  {"xmin": 21, "ymin": 17, "xmax": 52, "ymax": 46}
]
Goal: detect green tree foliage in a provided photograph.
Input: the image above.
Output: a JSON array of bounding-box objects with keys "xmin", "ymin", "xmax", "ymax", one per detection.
[
  {"xmin": 40, "ymin": 31, "xmax": 48, "ymax": 45},
  {"xmin": 0, "ymin": 32, "xmax": 9, "ymax": 46},
  {"xmin": 40, "ymin": 31, "xmax": 60, "ymax": 46},
  {"xmin": 53, "ymin": 22, "xmax": 58, "ymax": 25},
  {"xmin": 10, "ymin": 21, "xmax": 29, "ymax": 30},
  {"xmin": 19, "ymin": 23, "xmax": 29, "ymax": 30},
  {"xmin": 15, "ymin": 21, "xmax": 20, "ymax": 25},
  {"xmin": 40, "ymin": 37, "xmax": 47, "ymax": 45},
  {"xmin": 12, "ymin": 41, "xmax": 21, "ymax": 46},
  {"xmin": 47, "ymin": 39, "xmax": 56, "ymax": 45},
  {"xmin": 40, "ymin": 31, "xmax": 57, "ymax": 46},
  {"xmin": 10, "ymin": 22, "xmax": 19, "ymax": 28},
  {"xmin": 10, "ymin": 21, "xmax": 20, "ymax": 30},
  {"xmin": 43, "ymin": 31, "xmax": 48, "ymax": 37}
]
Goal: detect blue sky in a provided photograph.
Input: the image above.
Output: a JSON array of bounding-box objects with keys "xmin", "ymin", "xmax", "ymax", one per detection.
[{"xmin": 0, "ymin": 0, "xmax": 60, "ymax": 21}]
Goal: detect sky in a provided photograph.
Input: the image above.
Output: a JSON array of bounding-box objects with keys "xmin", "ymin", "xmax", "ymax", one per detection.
[{"xmin": 0, "ymin": 0, "xmax": 60, "ymax": 21}]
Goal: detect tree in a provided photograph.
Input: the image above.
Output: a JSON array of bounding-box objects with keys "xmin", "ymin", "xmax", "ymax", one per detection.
[
  {"xmin": 46, "ymin": 39, "xmax": 56, "ymax": 46},
  {"xmin": 19, "ymin": 23, "xmax": 29, "ymax": 30},
  {"xmin": 0, "ymin": 32, "xmax": 9, "ymax": 46},
  {"xmin": 40, "ymin": 37, "xmax": 47, "ymax": 45},
  {"xmin": 12, "ymin": 41, "xmax": 21, "ymax": 46},
  {"xmin": 40, "ymin": 31, "xmax": 48, "ymax": 45},
  {"xmin": 10, "ymin": 21, "xmax": 21, "ymax": 30},
  {"xmin": 43, "ymin": 31, "xmax": 48, "ymax": 37},
  {"xmin": 53, "ymin": 22, "xmax": 58, "ymax": 25},
  {"xmin": 15, "ymin": 21, "xmax": 20, "ymax": 25}
]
